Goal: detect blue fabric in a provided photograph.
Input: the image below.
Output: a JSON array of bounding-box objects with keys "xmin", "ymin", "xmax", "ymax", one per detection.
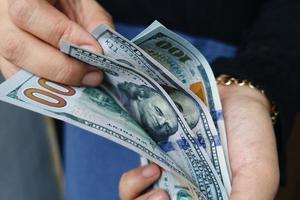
[
  {"xmin": 116, "ymin": 23, "xmax": 237, "ymax": 63},
  {"xmin": 64, "ymin": 23, "xmax": 237, "ymax": 200}
]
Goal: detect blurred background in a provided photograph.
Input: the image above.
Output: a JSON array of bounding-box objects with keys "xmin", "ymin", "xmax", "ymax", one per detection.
[
  {"xmin": 0, "ymin": 75, "xmax": 62, "ymax": 200},
  {"xmin": 275, "ymin": 114, "xmax": 300, "ymax": 200},
  {"xmin": 0, "ymin": 73, "xmax": 299, "ymax": 199}
]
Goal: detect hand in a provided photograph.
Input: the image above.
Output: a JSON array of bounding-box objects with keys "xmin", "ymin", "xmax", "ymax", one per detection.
[
  {"xmin": 0, "ymin": 0, "xmax": 113, "ymax": 86},
  {"xmin": 119, "ymin": 163, "xmax": 169, "ymax": 200},
  {"xmin": 119, "ymin": 86, "xmax": 279, "ymax": 200},
  {"xmin": 219, "ymin": 85, "xmax": 279, "ymax": 200}
]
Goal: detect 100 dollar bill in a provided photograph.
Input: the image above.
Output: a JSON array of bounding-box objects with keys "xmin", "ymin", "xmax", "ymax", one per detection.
[
  {"xmin": 60, "ymin": 42, "xmax": 228, "ymax": 199},
  {"xmin": 132, "ymin": 21, "xmax": 232, "ymax": 185},
  {"xmin": 0, "ymin": 70, "xmax": 190, "ymax": 182},
  {"xmin": 91, "ymin": 24, "xmax": 230, "ymax": 194}
]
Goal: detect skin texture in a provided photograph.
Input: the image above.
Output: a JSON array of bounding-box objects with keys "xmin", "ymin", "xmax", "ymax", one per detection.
[
  {"xmin": 119, "ymin": 85, "xmax": 280, "ymax": 200},
  {"xmin": 0, "ymin": 0, "xmax": 113, "ymax": 86}
]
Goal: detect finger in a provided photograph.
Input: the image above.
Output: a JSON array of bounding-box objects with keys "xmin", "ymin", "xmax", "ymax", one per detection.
[
  {"xmin": 74, "ymin": 0, "xmax": 114, "ymax": 31},
  {"xmin": 7, "ymin": 0, "xmax": 102, "ymax": 52},
  {"xmin": 119, "ymin": 163, "xmax": 161, "ymax": 200},
  {"xmin": 56, "ymin": 0, "xmax": 114, "ymax": 32},
  {"xmin": 0, "ymin": 25, "xmax": 103, "ymax": 86},
  {"xmin": 0, "ymin": 56, "xmax": 20, "ymax": 79},
  {"xmin": 135, "ymin": 189, "xmax": 169, "ymax": 200}
]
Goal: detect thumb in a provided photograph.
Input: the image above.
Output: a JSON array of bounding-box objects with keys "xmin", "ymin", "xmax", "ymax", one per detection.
[
  {"xmin": 65, "ymin": 0, "xmax": 114, "ymax": 32},
  {"xmin": 8, "ymin": 0, "xmax": 103, "ymax": 52},
  {"xmin": 7, "ymin": 0, "xmax": 104, "ymax": 86}
]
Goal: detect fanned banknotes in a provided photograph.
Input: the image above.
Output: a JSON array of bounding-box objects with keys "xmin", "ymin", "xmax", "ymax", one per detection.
[
  {"xmin": 132, "ymin": 21, "xmax": 232, "ymax": 183},
  {"xmin": 0, "ymin": 22, "xmax": 232, "ymax": 200},
  {"xmin": 60, "ymin": 42, "xmax": 228, "ymax": 199},
  {"xmin": 0, "ymin": 70, "xmax": 187, "ymax": 180},
  {"xmin": 0, "ymin": 70, "xmax": 205, "ymax": 198},
  {"xmin": 91, "ymin": 24, "xmax": 230, "ymax": 194}
]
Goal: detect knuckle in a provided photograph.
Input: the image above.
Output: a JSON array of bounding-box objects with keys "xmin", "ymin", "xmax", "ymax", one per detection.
[
  {"xmin": 54, "ymin": 65, "xmax": 76, "ymax": 84},
  {"xmin": 52, "ymin": 61, "xmax": 83, "ymax": 84},
  {"xmin": 0, "ymin": 33, "xmax": 24, "ymax": 64},
  {"xmin": 8, "ymin": 0, "xmax": 33, "ymax": 27},
  {"xmin": 50, "ymin": 20, "xmax": 74, "ymax": 47}
]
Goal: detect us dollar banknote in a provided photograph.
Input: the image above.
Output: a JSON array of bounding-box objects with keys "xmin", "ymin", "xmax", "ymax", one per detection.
[
  {"xmin": 0, "ymin": 70, "xmax": 193, "ymax": 184},
  {"xmin": 60, "ymin": 42, "xmax": 228, "ymax": 199},
  {"xmin": 132, "ymin": 21, "xmax": 227, "ymax": 147},
  {"xmin": 132, "ymin": 21, "xmax": 232, "ymax": 183},
  {"xmin": 91, "ymin": 24, "xmax": 230, "ymax": 193}
]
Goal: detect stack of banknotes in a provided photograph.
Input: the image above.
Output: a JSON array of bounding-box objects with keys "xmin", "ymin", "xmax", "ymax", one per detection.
[{"xmin": 0, "ymin": 21, "xmax": 232, "ymax": 200}]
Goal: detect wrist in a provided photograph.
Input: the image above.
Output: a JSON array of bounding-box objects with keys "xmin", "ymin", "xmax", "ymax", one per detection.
[
  {"xmin": 216, "ymin": 74, "xmax": 278, "ymax": 123},
  {"xmin": 218, "ymin": 85, "xmax": 271, "ymax": 115}
]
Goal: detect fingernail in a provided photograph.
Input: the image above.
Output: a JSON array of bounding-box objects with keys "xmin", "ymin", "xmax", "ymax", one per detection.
[
  {"xmin": 81, "ymin": 70, "xmax": 103, "ymax": 86},
  {"xmin": 147, "ymin": 191, "xmax": 167, "ymax": 200},
  {"xmin": 142, "ymin": 164, "xmax": 160, "ymax": 178},
  {"xmin": 80, "ymin": 44, "xmax": 102, "ymax": 53}
]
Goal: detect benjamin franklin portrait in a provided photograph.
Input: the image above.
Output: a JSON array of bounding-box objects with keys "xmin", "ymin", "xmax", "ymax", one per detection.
[
  {"xmin": 117, "ymin": 81, "xmax": 178, "ymax": 144},
  {"xmin": 164, "ymin": 87, "xmax": 200, "ymax": 129}
]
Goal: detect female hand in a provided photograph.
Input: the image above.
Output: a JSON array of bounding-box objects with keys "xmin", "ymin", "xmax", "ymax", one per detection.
[
  {"xmin": 119, "ymin": 163, "xmax": 169, "ymax": 200},
  {"xmin": 0, "ymin": 0, "xmax": 113, "ymax": 86},
  {"xmin": 119, "ymin": 85, "xmax": 280, "ymax": 200}
]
